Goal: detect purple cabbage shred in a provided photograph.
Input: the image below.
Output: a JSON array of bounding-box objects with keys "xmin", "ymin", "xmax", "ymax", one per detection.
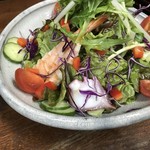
[
  {"xmin": 79, "ymin": 90, "xmax": 106, "ymax": 97},
  {"xmin": 78, "ymin": 57, "xmax": 91, "ymax": 77},
  {"xmin": 51, "ymin": 30, "xmax": 63, "ymax": 42},
  {"xmin": 127, "ymin": 57, "xmax": 149, "ymax": 79},
  {"xmin": 26, "ymin": 38, "xmax": 38, "ymax": 60},
  {"xmin": 18, "ymin": 30, "xmax": 38, "ymax": 60},
  {"xmin": 143, "ymin": 38, "xmax": 150, "ymax": 49},
  {"xmin": 133, "ymin": 4, "xmax": 150, "ymax": 16}
]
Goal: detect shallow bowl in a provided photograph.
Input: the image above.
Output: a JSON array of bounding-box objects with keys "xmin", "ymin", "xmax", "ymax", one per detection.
[{"xmin": 0, "ymin": 0, "xmax": 150, "ymax": 130}]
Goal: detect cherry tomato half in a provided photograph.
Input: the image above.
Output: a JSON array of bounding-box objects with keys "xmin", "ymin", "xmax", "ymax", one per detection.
[
  {"xmin": 141, "ymin": 16, "xmax": 150, "ymax": 35},
  {"xmin": 140, "ymin": 80, "xmax": 150, "ymax": 97},
  {"xmin": 132, "ymin": 46, "xmax": 144, "ymax": 59},
  {"xmin": 15, "ymin": 68, "xmax": 44, "ymax": 94}
]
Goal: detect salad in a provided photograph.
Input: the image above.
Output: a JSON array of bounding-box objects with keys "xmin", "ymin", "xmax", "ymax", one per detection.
[{"xmin": 3, "ymin": 0, "xmax": 150, "ymax": 117}]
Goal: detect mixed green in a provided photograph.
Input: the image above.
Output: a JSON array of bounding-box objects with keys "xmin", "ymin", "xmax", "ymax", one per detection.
[{"xmin": 3, "ymin": 0, "xmax": 150, "ymax": 117}]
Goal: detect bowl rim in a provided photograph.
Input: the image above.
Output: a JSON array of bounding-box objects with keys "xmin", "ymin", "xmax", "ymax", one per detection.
[{"xmin": 0, "ymin": 1, "xmax": 150, "ymax": 130}]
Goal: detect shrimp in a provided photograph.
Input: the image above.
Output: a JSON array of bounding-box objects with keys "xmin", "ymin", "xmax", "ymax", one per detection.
[
  {"xmin": 33, "ymin": 15, "xmax": 108, "ymax": 85},
  {"xmin": 33, "ymin": 40, "xmax": 74, "ymax": 85}
]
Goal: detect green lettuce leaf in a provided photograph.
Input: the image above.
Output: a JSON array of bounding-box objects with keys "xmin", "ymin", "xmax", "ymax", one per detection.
[
  {"xmin": 130, "ymin": 67, "xmax": 140, "ymax": 93},
  {"xmin": 89, "ymin": 51, "xmax": 128, "ymax": 86},
  {"xmin": 36, "ymin": 28, "xmax": 60, "ymax": 57},
  {"xmin": 118, "ymin": 83, "xmax": 135, "ymax": 104},
  {"xmin": 82, "ymin": 38, "xmax": 130, "ymax": 51}
]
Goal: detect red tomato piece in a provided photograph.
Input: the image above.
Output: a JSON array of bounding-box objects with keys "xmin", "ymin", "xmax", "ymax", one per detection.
[
  {"xmin": 25, "ymin": 68, "xmax": 39, "ymax": 74},
  {"xmin": 34, "ymin": 84, "xmax": 45, "ymax": 99},
  {"xmin": 141, "ymin": 16, "xmax": 150, "ymax": 35},
  {"xmin": 60, "ymin": 18, "xmax": 66, "ymax": 26},
  {"xmin": 15, "ymin": 68, "xmax": 44, "ymax": 94},
  {"xmin": 109, "ymin": 87, "xmax": 123, "ymax": 101},
  {"xmin": 132, "ymin": 46, "xmax": 144, "ymax": 59},
  {"xmin": 60, "ymin": 18, "xmax": 70, "ymax": 32},
  {"xmin": 140, "ymin": 80, "xmax": 150, "ymax": 97},
  {"xmin": 45, "ymin": 81, "xmax": 57, "ymax": 91},
  {"xmin": 95, "ymin": 50, "xmax": 107, "ymax": 56},
  {"xmin": 72, "ymin": 57, "xmax": 81, "ymax": 71}
]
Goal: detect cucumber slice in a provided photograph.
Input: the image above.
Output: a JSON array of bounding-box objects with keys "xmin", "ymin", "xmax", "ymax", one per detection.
[
  {"xmin": 46, "ymin": 107, "xmax": 75, "ymax": 116},
  {"xmin": 40, "ymin": 101, "xmax": 75, "ymax": 116},
  {"xmin": 87, "ymin": 109, "xmax": 104, "ymax": 117},
  {"xmin": 40, "ymin": 101, "xmax": 70, "ymax": 110},
  {"xmin": 7, "ymin": 37, "xmax": 18, "ymax": 44},
  {"xmin": 3, "ymin": 43, "xmax": 26, "ymax": 63}
]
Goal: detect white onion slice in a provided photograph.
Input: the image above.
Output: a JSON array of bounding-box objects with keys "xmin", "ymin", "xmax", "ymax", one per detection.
[{"xmin": 68, "ymin": 77, "xmax": 115, "ymax": 111}]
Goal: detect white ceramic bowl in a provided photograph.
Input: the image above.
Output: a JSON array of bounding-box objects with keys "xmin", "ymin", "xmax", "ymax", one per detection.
[{"xmin": 0, "ymin": 0, "xmax": 150, "ymax": 130}]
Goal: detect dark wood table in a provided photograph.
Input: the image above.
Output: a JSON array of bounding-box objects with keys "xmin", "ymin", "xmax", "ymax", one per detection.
[{"xmin": 0, "ymin": 1, "xmax": 150, "ymax": 149}]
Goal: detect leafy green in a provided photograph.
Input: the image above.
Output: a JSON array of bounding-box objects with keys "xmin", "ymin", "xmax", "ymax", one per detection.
[
  {"xmin": 89, "ymin": 51, "xmax": 128, "ymax": 86},
  {"xmin": 23, "ymin": 54, "xmax": 41, "ymax": 68},
  {"xmin": 118, "ymin": 83, "xmax": 135, "ymax": 104},
  {"xmin": 141, "ymin": 51, "xmax": 150, "ymax": 63},
  {"xmin": 41, "ymin": 64, "xmax": 79, "ymax": 107},
  {"xmin": 70, "ymin": 0, "xmax": 104, "ymax": 28},
  {"xmin": 139, "ymin": 61, "xmax": 150, "ymax": 80},
  {"xmin": 82, "ymin": 38, "xmax": 130, "ymax": 51},
  {"xmin": 85, "ymin": 29, "xmax": 115, "ymax": 39},
  {"xmin": 130, "ymin": 67, "xmax": 140, "ymax": 93},
  {"xmin": 47, "ymin": 89, "xmax": 60, "ymax": 106},
  {"xmin": 89, "ymin": 51, "xmax": 108, "ymax": 86},
  {"xmin": 36, "ymin": 28, "xmax": 59, "ymax": 57},
  {"xmin": 118, "ymin": 0, "xmax": 135, "ymax": 7},
  {"xmin": 111, "ymin": 0, "xmax": 150, "ymax": 42},
  {"xmin": 58, "ymin": 0, "xmax": 72, "ymax": 7},
  {"xmin": 39, "ymin": 69, "xmax": 67, "ymax": 107},
  {"xmin": 57, "ymin": 69, "xmax": 67, "ymax": 102}
]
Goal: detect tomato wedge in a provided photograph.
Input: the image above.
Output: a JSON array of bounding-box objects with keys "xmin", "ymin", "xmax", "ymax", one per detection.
[
  {"xmin": 141, "ymin": 16, "xmax": 150, "ymax": 35},
  {"xmin": 72, "ymin": 57, "xmax": 81, "ymax": 71},
  {"xmin": 34, "ymin": 81, "xmax": 57, "ymax": 99},
  {"xmin": 60, "ymin": 18, "xmax": 70, "ymax": 32},
  {"xmin": 95, "ymin": 50, "xmax": 107, "ymax": 56},
  {"xmin": 132, "ymin": 46, "xmax": 144, "ymax": 59},
  {"xmin": 140, "ymin": 80, "xmax": 150, "ymax": 97},
  {"xmin": 34, "ymin": 84, "xmax": 45, "ymax": 99},
  {"xmin": 15, "ymin": 68, "xmax": 44, "ymax": 94},
  {"xmin": 25, "ymin": 68, "xmax": 39, "ymax": 74},
  {"xmin": 45, "ymin": 81, "xmax": 57, "ymax": 91},
  {"xmin": 109, "ymin": 87, "xmax": 123, "ymax": 100}
]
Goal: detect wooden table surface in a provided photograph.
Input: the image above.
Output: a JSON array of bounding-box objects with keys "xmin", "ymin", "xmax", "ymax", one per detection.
[{"xmin": 0, "ymin": 1, "xmax": 150, "ymax": 150}]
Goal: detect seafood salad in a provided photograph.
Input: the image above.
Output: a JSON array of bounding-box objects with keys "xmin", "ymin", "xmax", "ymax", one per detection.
[{"xmin": 3, "ymin": 0, "xmax": 150, "ymax": 117}]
